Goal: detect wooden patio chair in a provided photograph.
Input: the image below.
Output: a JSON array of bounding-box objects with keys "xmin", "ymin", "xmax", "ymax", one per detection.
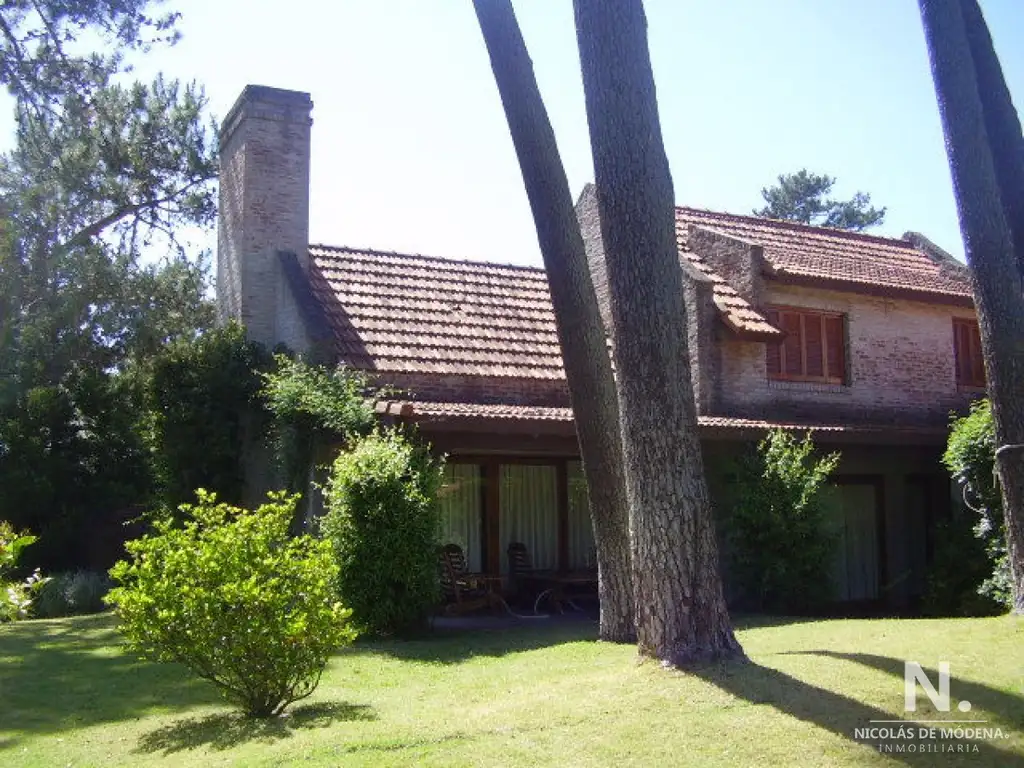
[
  {"xmin": 506, "ymin": 541, "xmax": 554, "ymax": 608},
  {"xmin": 437, "ymin": 544, "xmax": 503, "ymax": 616}
]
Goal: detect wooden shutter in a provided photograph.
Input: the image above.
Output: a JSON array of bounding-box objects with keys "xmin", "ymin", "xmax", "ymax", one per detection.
[
  {"xmin": 969, "ymin": 322, "xmax": 985, "ymax": 386},
  {"xmin": 953, "ymin": 319, "xmax": 985, "ymax": 387},
  {"xmin": 782, "ymin": 312, "xmax": 803, "ymax": 376},
  {"xmin": 805, "ymin": 314, "xmax": 825, "ymax": 378},
  {"xmin": 953, "ymin": 320, "xmax": 967, "ymax": 384},
  {"xmin": 824, "ymin": 315, "xmax": 845, "ymax": 383},
  {"xmin": 766, "ymin": 308, "xmax": 781, "ymax": 375}
]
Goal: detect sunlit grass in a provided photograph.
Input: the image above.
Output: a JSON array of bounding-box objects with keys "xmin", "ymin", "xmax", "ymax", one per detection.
[{"xmin": 1, "ymin": 613, "xmax": 1022, "ymax": 766}]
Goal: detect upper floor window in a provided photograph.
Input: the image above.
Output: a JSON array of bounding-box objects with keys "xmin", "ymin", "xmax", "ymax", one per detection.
[
  {"xmin": 765, "ymin": 307, "xmax": 846, "ymax": 385},
  {"xmin": 953, "ymin": 317, "xmax": 986, "ymax": 389}
]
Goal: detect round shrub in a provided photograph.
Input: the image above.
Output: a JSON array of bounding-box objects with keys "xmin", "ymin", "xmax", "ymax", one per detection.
[
  {"xmin": 322, "ymin": 430, "xmax": 444, "ymax": 635},
  {"xmin": 34, "ymin": 570, "xmax": 111, "ymax": 618},
  {"xmin": 723, "ymin": 430, "xmax": 840, "ymax": 613},
  {"xmin": 106, "ymin": 490, "xmax": 355, "ymax": 718}
]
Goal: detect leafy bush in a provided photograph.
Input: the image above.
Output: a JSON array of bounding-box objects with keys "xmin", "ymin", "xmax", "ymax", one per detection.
[
  {"xmin": 922, "ymin": 514, "xmax": 1003, "ymax": 617},
  {"xmin": 261, "ymin": 355, "xmax": 377, "ymax": 495},
  {"xmin": 937, "ymin": 399, "xmax": 1012, "ymax": 612},
  {"xmin": 0, "ymin": 372, "xmax": 152, "ymax": 571},
  {"xmin": 723, "ymin": 430, "xmax": 840, "ymax": 613},
  {"xmin": 147, "ymin": 323, "xmax": 272, "ymax": 512},
  {"xmin": 323, "ymin": 430, "xmax": 444, "ymax": 635},
  {"xmin": 33, "ymin": 570, "xmax": 112, "ymax": 618},
  {"xmin": 261, "ymin": 355, "xmax": 376, "ymax": 438},
  {"xmin": 0, "ymin": 521, "xmax": 47, "ymax": 622},
  {"xmin": 106, "ymin": 491, "xmax": 355, "ymax": 718}
]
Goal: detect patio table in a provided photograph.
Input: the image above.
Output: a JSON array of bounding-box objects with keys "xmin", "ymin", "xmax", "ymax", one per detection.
[{"xmin": 531, "ymin": 570, "xmax": 598, "ymax": 614}]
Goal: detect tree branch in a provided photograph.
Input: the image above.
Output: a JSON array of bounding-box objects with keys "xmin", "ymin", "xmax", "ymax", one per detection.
[{"xmin": 57, "ymin": 174, "xmax": 212, "ymax": 254}]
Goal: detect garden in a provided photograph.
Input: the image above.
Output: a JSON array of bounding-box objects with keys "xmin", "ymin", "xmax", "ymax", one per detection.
[
  {"xmin": 2, "ymin": 613, "xmax": 1022, "ymax": 767},
  {"xmin": 2, "ymin": 346, "xmax": 1021, "ymax": 765}
]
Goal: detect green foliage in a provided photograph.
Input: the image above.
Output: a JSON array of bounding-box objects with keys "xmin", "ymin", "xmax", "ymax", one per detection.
[
  {"xmin": 323, "ymin": 430, "xmax": 445, "ymax": 635},
  {"xmin": 0, "ymin": 2, "xmax": 181, "ymax": 109},
  {"xmin": 723, "ymin": 430, "xmax": 841, "ymax": 613},
  {"xmin": 922, "ymin": 514, "xmax": 1004, "ymax": 617},
  {"xmin": 106, "ymin": 490, "xmax": 355, "ymax": 718},
  {"xmin": 0, "ymin": 520, "xmax": 47, "ymax": 622},
  {"xmin": 147, "ymin": 323, "xmax": 271, "ymax": 512},
  {"xmin": 262, "ymin": 356, "xmax": 376, "ymax": 438},
  {"xmin": 1, "ymin": 75, "xmax": 217, "ymax": 399},
  {"xmin": 33, "ymin": 570, "xmax": 112, "ymax": 618},
  {"xmin": 0, "ymin": 370, "xmax": 152, "ymax": 571},
  {"xmin": 261, "ymin": 355, "xmax": 377, "ymax": 494},
  {"xmin": 937, "ymin": 399, "xmax": 1012, "ymax": 612},
  {"xmin": 754, "ymin": 169, "xmax": 886, "ymax": 231},
  {"xmin": 0, "ymin": 3, "xmax": 217, "ymax": 571}
]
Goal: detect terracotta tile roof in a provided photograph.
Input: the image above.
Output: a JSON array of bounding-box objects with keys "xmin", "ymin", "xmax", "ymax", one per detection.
[
  {"xmin": 374, "ymin": 400, "xmax": 572, "ymax": 421},
  {"xmin": 309, "ymin": 246, "xmax": 565, "ymax": 379},
  {"xmin": 675, "ymin": 207, "xmax": 973, "ymax": 300},
  {"xmin": 308, "ymin": 240, "xmax": 781, "ymax": 381},
  {"xmin": 373, "ymin": 399, "xmax": 944, "ymax": 438},
  {"xmin": 308, "ymin": 207, "xmax": 971, "ymax": 381},
  {"xmin": 673, "ymin": 230, "xmax": 779, "ymax": 338}
]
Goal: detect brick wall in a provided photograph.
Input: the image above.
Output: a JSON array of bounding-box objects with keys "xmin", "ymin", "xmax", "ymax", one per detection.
[
  {"xmin": 682, "ymin": 266, "xmax": 718, "ymax": 413},
  {"xmin": 715, "ymin": 281, "xmax": 980, "ymax": 425},
  {"xmin": 217, "ymin": 86, "xmax": 313, "ymax": 352},
  {"xmin": 687, "ymin": 225, "xmax": 764, "ymax": 304}
]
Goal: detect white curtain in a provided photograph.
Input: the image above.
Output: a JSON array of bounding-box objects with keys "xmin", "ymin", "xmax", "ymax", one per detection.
[
  {"xmin": 499, "ymin": 464, "xmax": 558, "ymax": 573},
  {"xmin": 437, "ymin": 464, "xmax": 483, "ymax": 572},
  {"xmin": 567, "ymin": 461, "xmax": 596, "ymax": 569}
]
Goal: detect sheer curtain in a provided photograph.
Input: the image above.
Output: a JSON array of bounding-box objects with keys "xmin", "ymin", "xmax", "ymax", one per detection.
[
  {"xmin": 499, "ymin": 464, "xmax": 558, "ymax": 573},
  {"xmin": 437, "ymin": 464, "xmax": 483, "ymax": 572},
  {"xmin": 567, "ymin": 461, "xmax": 596, "ymax": 569}
]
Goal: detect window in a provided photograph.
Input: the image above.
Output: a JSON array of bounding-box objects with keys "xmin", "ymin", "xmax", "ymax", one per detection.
[
  {"xmin": 765, "ymin": 307, "xmax": 846, "ymax": 384},
  {"xmin": 953, "ymin": 318, "xmax": 985, "ymax": 388}
]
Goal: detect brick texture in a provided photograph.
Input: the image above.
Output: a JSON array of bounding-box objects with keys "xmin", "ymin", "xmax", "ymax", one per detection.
[
  {"xmin": 715, "ymin": 282, "xmax": 979, "ymax": 426},
  {"xmin": 686, "ymin": 225, "xmax": 765, "ymax": 305},
  {"xmin": 217, "ymin": 86, "xmax": 313, "ymax": 351}
]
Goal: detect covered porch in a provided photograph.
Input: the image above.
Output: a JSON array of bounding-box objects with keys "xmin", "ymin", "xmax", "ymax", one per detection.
[{"xmin": 377, "ymin": 400, "xmax": 956, "ymax": 614}]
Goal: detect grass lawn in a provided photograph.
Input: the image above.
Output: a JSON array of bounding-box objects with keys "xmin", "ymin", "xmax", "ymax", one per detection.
[{"xmin": 1, "ymin": 613, "xmax": 1022, "ymax": 767}]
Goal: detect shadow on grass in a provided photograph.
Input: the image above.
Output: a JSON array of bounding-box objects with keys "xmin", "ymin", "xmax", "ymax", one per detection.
[
  {"xmin": 730, "ymin": 614, "xmax": 828, "ymax": 631},
  {"xmin": 348, "ymin": 615, "xmax": 599, "ymax": 664},
  {"xmin": 0, "ymin": 614, "xmax": 220, "ymax": 751},
  {"xmin": 794, "ymin": 651, "xmax": 1024, "ymax": 730},
  {"xmin": 694, "ymin": 659, "xmax": 1024, "ymax": 767},
  {"xmin": 135, "ymin": 701, "xmax": 376, "ymax": 755}
]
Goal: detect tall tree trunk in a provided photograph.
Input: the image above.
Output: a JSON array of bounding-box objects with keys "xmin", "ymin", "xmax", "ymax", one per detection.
[
  {"xmin": 573, "ymin": 0, "xmax": 743, "ymax": 663},
  {"xmin": 473, "ymin": 0, "xmax": 635, "ymax": 641},
  {"xmin": 919, "ymin": 0, "xmax": 1024, "ymax": 613}
]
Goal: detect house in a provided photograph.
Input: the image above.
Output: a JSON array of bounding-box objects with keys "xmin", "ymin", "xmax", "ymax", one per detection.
[{"xmin": 218, "ymin": 85, "xmax": 983, "ymax": 611}]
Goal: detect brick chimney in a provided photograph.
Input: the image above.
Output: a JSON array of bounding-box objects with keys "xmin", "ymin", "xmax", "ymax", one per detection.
[{"xmin": 217, "ymin": 85, "xmax": 313, "ymax": 349}]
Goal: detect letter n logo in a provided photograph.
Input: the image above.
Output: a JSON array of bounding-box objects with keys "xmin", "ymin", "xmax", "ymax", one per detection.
[{"xmin": 904, "ymin": 661, "xmax": 950, "ymax": 712}]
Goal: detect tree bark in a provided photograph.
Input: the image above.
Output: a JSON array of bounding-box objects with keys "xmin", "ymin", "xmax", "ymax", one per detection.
[
  {"xmin": 572, "ymin": 0, "xmax": 743, "ymax": 663},
  {"xmin": 919, "ymin": 0, "xmax": 1024, "ymax": 613},
  {"xmin": 473, "ymin": 0, "xmax": 635, "ymax": 641}
]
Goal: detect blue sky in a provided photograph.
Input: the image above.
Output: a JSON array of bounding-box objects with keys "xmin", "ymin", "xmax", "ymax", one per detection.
[{"xmin": 126, "ymin": 0, "xmax": 1024, "ymax": 266}]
